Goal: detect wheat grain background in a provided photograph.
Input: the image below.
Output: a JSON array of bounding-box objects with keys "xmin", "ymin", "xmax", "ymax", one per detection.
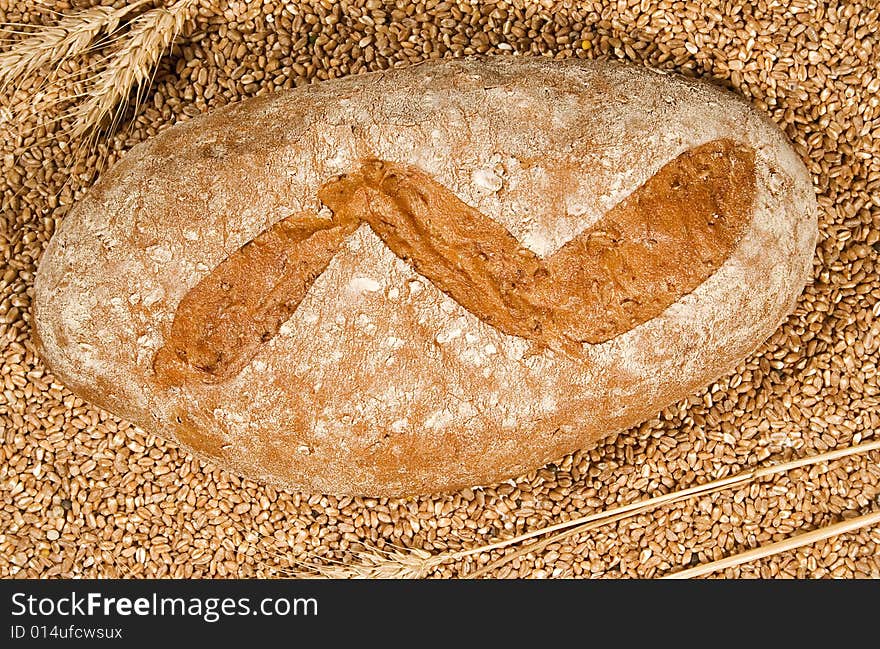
[{"xmin": 1, "ymin": 0, "xmax": 878, "ymax": 579}]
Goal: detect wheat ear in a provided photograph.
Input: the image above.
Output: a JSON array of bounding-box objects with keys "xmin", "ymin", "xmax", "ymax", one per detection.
[
  {"xmin": 72, "ymin": 0, "xmax": 198, "ymax": 139},
  {"xmin": 0, "ymin": 0, "xmax": 151, "ymax": 93}
]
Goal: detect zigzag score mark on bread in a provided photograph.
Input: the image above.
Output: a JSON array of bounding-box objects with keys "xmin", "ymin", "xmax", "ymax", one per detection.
[{"xmin": 152, "ymin": 138, "xmax": 756, "ymax": 387}]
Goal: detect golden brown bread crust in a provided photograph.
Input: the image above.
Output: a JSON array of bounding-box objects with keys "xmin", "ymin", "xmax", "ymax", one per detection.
[
  {"xmin": 155, "ymin": 139, "xmax": 756, "ymax": 386},
  {"xmin": 153, "ymin": 212, "xmax": 361, "ymax": 385},
  {"xmin": 354, "ymin": 139, "xmax": 756, "ymax": 348},
  {"xmin": 32, "ymin": 57, "xmax": 818, "ymax": 496}
]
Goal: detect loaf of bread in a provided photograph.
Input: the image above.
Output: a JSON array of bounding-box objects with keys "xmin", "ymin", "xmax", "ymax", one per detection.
[{"xmin": 33, "ymin": 57, "xmax": 818, "ymax": 496}]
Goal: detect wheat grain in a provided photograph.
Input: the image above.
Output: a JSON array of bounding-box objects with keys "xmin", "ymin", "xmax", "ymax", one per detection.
[
  {"xmin": 662, "ymin": 511, "xmax": 880, "ymax": 579},
  {"xmin": 2, "ymin": 0, "xmax": 879, "ymax": 581},
  {"xmin": 286, "ymin": 440, "xmax": 880, "ymax": 579}
]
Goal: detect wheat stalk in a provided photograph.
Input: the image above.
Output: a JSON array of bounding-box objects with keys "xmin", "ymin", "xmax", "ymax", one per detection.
[
  {"xmin": 71, "ymin": 0, "xmax": 198, "ymax": 139},
  {"xmin": 281, "ymin": 439, "xmax": 880, "ymax": 579},
  {"xmin": 0, "ymin": 0, "xmax": 151, "ymax": 93},
  {"xmin": 662, "ymin": 510, "xmax": 880, "ymax": 579}
]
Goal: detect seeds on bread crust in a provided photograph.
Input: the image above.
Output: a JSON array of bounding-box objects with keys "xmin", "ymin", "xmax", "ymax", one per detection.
[{"xmin": 156, "ymin": 138, "xmax": 756, "ymax": 387}]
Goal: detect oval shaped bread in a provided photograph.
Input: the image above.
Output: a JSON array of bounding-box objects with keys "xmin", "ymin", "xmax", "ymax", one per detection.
[{"xmin": 33, "ymin": 57, "xmax": 818, "ymax": 496}]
